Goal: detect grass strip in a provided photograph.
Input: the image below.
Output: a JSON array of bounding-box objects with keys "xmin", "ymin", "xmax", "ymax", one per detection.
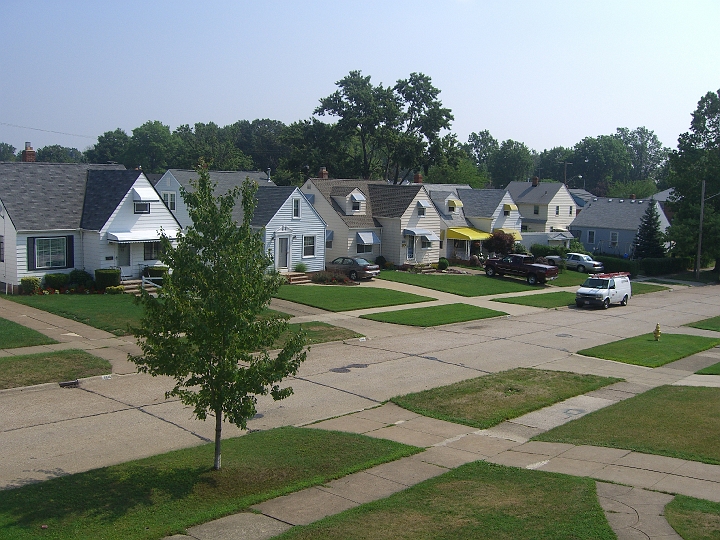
[
  {"xmin": 665, "ymin": 495, "xmax": 720, "ymax": 540},
  {"xmin": 0, "ymin": 349, "xmax": 111, "ymax": 389},
  {"xmin": 0, "ymin": 317, "xmax": 58, "ymax": 348},
  {"xmin": 548, "ymin": 272, "xmax": 589, "ymax": 287},
  {"xmin": 392, "ymin": 368, "xmax": 619, "ymax": 429},
  {"xmin": 686, "ymin": 315, "xmax": 720, "ymax": 333},
  {"xmin": 360, "ymin": 303, "xmax": 506, "ymax": 327},
  {"xmin": 274, "ymin": 284, "xmax": 432, "ymax": 311},
  {"xmin": 276, "ymin": 461, "xmax": 615, "ymax": 540},
  {"xmin": 279, "ymin": 321, "xmax": 362, "ymax": 347},
  {"xmin": 0, "ymin": 427, "xmax": 420, "ymax": 540},
  {"xmin": 632, "ymin": 282, "xmax": 670, "ymax": 294},
  {"xmin": 696, "ymin": 362, "xmax": 720, "ymax": 375},
  {"xmin": 6, "ymin": 294, "xmax": 143, "ymax": 336},
  {"xmin": 577, "ymin": 333, "xmax": 720, "ymax": 368},
  {"xmin": 492, "ymin": 291, "xmax": 577, "ymax": 309},
  {"xmin": 378, "ymin": 270, "xmax": 538, "ymax": 296},
  {"xmin": 534, "ymin": 385, "xmax": 720, "ymax": 464}
]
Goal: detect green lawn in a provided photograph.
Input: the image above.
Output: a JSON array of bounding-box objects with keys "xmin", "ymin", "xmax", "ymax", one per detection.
[
  {"xmin": 280, "ymin": 321, "xmax": 362, "ymax": 347},
  {"xmin": 548, "ymin": 272, "xmax": 588, "ymax": 287},
  {"xmin": 392, "ymin": 368, "xmax": 620, "ymax": 429},
  {"xmin": 277, "ymin": 461, "xmax": 615, "ymax": 540},
  {"xmin": 0, "ymin": 427, "xmax": 420, "ymax": 540},
  {"xmin": 632, "ymin": 282, "xmax": 670, "ymax": 294},
  {"xmin": 6, "ymin": 294, "xmax": 143, "ymax": 336},
  {"xmin": 0, "ymin": 317, "xmax": 58, "ymax": 348},
  {"xmin": 274, "ymin": 284, "xmax": 432, "ymax": 311},
  {"xmin": 577, "ymin": 333, "xmax": 720, "ymax": 368},
  {"xmin": 665, "ymin": 495, "xmax": 720, "ymax": 540},
  {"xmin": 360, "ymin": 303, "xmax": 507, "ymax": 327},
  {"xmin": 696, "ymin": 362, "xmax": 720, "ymax": 375},
  {"xmin": 0, "ymin": 349, "xmax": 111, "ymax": 389},
  {"xmin": 686, "ymin": 315, "xmax": 720, "ymax": 333},
  {"xmin": 492, "ymin": 291, "xmax": 577, "ymax": 309},
  {"xmin": 534, "ymin": 385, "xmax": 720, "ymax": 464},
  {"xmin": 378, "ymin": 270, "xmax": 540, "ymax": 296},
  {"xmin": 666, "ymin": 270, "xmax": 719, "ymax": 284}
]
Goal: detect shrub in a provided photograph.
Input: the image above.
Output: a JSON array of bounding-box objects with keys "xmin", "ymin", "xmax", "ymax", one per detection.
[
  {"xmin": 293, "ymin": 262, "xmax": 308, "ymax": 273},
  {"xmin": 638, "ymin": 256, "xmax": 692, "ymax": 276},
  {"xmin": 530, "ymin": 244, "xmax": 568, "ymax": 258},
  {"xmin": 375, "ymin": 255, "xmax": 387, "ymax": 267},
  {"xmin": 43, "ymin": 273, "xmax": 69, "ymax": 289},
  {"xmin": 105, "ymin": 285, "xmax": 125, "ymax": 295},
  {"xmin": 594, "ymin": 255, "xmax": 639, "ymax": 276},
  {"xmin": 20, "ymin": 277, "xmax": 41, "ymax": 295},
  {"xmin": 68, "ymin": 269, "xmax": 94, "ymax": 287},
  {"xmin": 95, "ymin": 268, "xmax": 121, "ymax": 290},
  {"xmin": 438, "ymin": 257, "xmax": 449, "ymax": 271},
  {"xmin": 513, "ymin": 243, "xmax": 528, "ymax": 254},
  {"xmin": 310, "ymin": 271, "xmax": 352, "ymax": 285}
]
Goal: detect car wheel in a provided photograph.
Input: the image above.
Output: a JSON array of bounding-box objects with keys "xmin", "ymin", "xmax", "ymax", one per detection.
[
  {"xmin": 349, "ymin": 270, "xmax": 358, "ymax": 281},
  {"xmin": 486, "ymin": 266, "xmax": 496, "ymax": 277},
  {"xmin": 575, "ymin": 300, "xmax": 584, "ymax": 308},
  {"xmin": 527, "ymin": 274, "xmax": 538, "ymax": 285},
  {"xmin": 577, "ymin": 265, "xmax": 585, "ymax": 273},
  {"xmin": 602, "ymin": 298, "xmax": 610, "ymax": 309},
  {"xmin": 621, "ymin": 294, "xmax": 628, "ymax": 306}
]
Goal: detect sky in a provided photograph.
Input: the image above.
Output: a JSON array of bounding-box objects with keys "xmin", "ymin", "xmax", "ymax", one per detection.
[{"xmin": 1, "ymin": 0, "xmax": 719, "ymax": 156}]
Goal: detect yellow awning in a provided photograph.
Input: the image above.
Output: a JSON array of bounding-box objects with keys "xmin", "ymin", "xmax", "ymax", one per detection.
[
  {"xmin": 448, "ymin": 198, "xmax": 463, "ymax": 207},
  {"xmin": 446, "ymin": 227, "xmax": 492, "ymax": 241},
  {"xmin": 503, "ymin": 203, "xmax": 518, "ymax": 211},
  {"xmin": 495, "ymin": 228, "xmax": 523, "ymax": 240}
]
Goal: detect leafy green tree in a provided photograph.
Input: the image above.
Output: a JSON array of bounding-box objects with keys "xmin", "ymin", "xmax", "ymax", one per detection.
[
  {"xmin": 614, "ymin": 127, "xmax": 669, "ymax": 182},
  {"xmin": 533, "ymin": 146, "xmax": 573, "ymax": 182},
  {"xmin": 633, "ymin": 201, "xmax": 666, "ymax": 258},
  {"xmin": 36, "ymin": 145, "xmax": 85, "ymax": 163},
  {"xmin": 174, "ymin": 122, "xmax": 253, "ymax": 171},
  {"xmin": 572, "ymin": 135, "xmax": 631, "ymax": 195},
  {"xmin": 425, "ymin": 155, "xmax": 489, "ymax": 188},
  {"xmin": 465, "ymin": 130, "xmax": 498, "ymax": 172},
  {"xmin": 227, "ymin": 119, "xmax": 290, "ymax": 172},
  {"xmin": 0, "ymin": 142, "xmax": 17, "ymax": 161},
  {"xmin": 606, "ymin": 179, "xmax": 657, "ymax": 199},
  {"xmin": 483, "ymin": 230, "xmax": 516, "ymax": 255},
  {"xmin": 488, "ymin": 139, "xmax": 534, "ymax": 188},
  {"xmin": 667, "ymin": 89, "xmax": 720, "ymax": 270},
  {"xmin": 131, "ymin": 164, "xmax": 307, "ymax": 470},
  {"xmin": 125, "ymin": 120, "xmax": 176, "ymax": 173},
  {"xmin": 85, "ymin": 128, "xmax": 130, "ymax": 164}
]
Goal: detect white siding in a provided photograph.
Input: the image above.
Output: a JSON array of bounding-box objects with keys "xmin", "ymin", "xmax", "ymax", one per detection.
[
  {"xmin": 400, "ymin": 190, "xmax": 441, "ymax": 264},
  {"xmin": 16, "ymin": 230, "xmax": 81, "ymax": 283},
  {"xmin": 302, "ymin": 180, "xmax": 351, "ymax": 261},
  {"xmin": 376, "ymin": 217, "xmax": 402, "ymax": 263},
  {"xmin": 0, "ymin": 200, "xmax": 18, "ymax": 290},
  {"xmin": 490, "ymin": 193, "xmax": 523, "ymax": 231},
  {"xmin": 545, "ymin": 188, "xmax": 577, "ymax": 232}
]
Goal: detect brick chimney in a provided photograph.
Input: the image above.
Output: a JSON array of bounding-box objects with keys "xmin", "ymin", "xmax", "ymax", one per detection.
[
  {"xmin": 413, "ymin": 172, "xmax": 423, "ymax": 183},
  {"xmin": 318, "ymin": 167, "xmax": 329, "ymax": 179},
  {"xmin": 531, "ymin": 176, "xmax": 539, "ymax": 187},
  {"xmin": 21, "ymin": 142, "xmax": 36, "ymax": 162},
  {"xmin": 630, "ymin": 194, "xmax": 636, "ymax": 200}
]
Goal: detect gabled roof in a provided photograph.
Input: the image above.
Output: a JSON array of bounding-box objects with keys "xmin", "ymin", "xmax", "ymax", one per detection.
[
  {"xmin": 568, "ymin": 188, "xmax": 596, "ymax": 207},
  {"xmin": 251, "ymin": 186, "xmax": 301, "ymax": 227},
  {"xmin": 0, "ymin": 162, "xmax": 125, "ymax": 231},
  {"xmin": 505, "ymin": 181, "xmax": 566, "ymax": 204},
  {"xmin": 81, "ymin": 169, "xmax": 146, "ymax": 230},
  {"xmin": 570, "ymin": 197, "xmax": 663, "ymax": 231},
  {"xmin": 421, "ymin": 183, "xmax": 472, "ymax": 193},
  {"xmin": 161, "ymin": 169, "xmax": 275, "ymax": 190},
  {"xmin": 429, "ymin": 190, "xmax": 469, "ymax": 227},
  {"xmin": 367, "ymin": 183, "xmax": 425, "ymax": 218},
  {"xmin": 309, "ymin": 178, "xmax": 385, "ymax": 228},
  {"xmin": 458, "ymin": 189, "xmax": 507, "ymax": 218}
]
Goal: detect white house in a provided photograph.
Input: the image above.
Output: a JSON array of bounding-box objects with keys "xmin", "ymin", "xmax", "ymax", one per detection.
[{"xmin": 506, "ymin": 179, "xmax": 577, "ymax": 233}]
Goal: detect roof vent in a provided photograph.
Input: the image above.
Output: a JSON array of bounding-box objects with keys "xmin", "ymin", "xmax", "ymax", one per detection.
[
  {"xmin": 638, "ymin": 200, "xmax": 644, "ymax": 204},
  {"xmin": 608, "ymin": 199, "xmax": 613, "ymax": 202},
  {"xmin": 593, "ymin": 197, "xmax": 598, "ymax": 201},
  {"xmin": 630, "ymin": 199, "xmax": 635, "ymax": 203},
  {"xmin": 619, "ymin": 199, "xmax": 624, "ymax": 203}
]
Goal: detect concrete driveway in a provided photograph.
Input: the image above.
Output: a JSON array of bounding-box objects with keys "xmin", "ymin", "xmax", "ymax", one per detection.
[{"xmin": 1, "ymin": 280, "xmax": 719, "ymax": 489}]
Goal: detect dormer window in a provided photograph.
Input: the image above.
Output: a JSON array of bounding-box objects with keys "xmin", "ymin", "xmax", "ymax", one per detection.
[
  {"xmin": 447, "ymin": 198, "xmax": 463, "ymax": 214},
  {"xmin": 134, "ymin": 202, "xmax": 150, "ymax": 214},
  {"xmin": 352, "ymin": 201, "xmax": 360, "ymax": 211},
  {"xmin": 417, "ymin": 200, "xmax": 431, "ymax": 217}
]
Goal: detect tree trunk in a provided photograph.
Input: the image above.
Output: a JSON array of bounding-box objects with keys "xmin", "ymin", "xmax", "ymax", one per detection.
[{"xmin": 213, "ymin": 409, "xmax": 222, "ymax": 470}]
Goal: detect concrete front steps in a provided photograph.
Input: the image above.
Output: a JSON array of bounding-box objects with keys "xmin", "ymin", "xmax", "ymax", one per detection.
[
  {"xmin": 284, "ymin": 272, "xmax": 311, "ymax": 285},
  {"xmin": 121, "ymin": 279, "xmax": 158, "ymax": 296}
]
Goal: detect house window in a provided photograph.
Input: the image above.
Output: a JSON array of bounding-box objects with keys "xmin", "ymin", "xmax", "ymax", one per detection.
[
  {"xmin": 134, "ymin": 202, "xmax": 150, "ymax": 214},
  {"xmin": 303, "ymin": 236, "xmax": 315, "ymax": 257},
  {"xmin": 555, "ymin": 205, "xmax": 560, "ymax": 215},
  {"xmin": 162, "ymin": 192, "xmax": 176, "ymax": 211},
  {"xmin": 532, "ymin": 205, "xmax": 538, "ymax": 215},
  {"xmin": 569, "ymin": 206, "xmax": 573, "ymax": 216},
  {"xmin": 521, "ymin": 225, "xmax": 528, "ymax": 232},
  {"xmin": 144, "ymin": 242, "xmax": 162, "ymax": 260},
  {"xmin": 357, "ymin": 243, "xmax": 373, "ymax": 254},
  {"xmin": 421, "ymin": 239, "xmax": 432, "ymax": 249},
  {"xmin": 293, "ymin": 199, "xmax": 301, "ymax": 218},
  {"xmin": 588, "ymin": 230, "xmax": 595, "ymax": 244},
  {"xmin": 0, "ymin": 235, "xmax": 3, "ymax": 262},
  {"xmin": 448, "ymin": 204, "xmax": 455, "ymax": 213},
  {"xmin": 326, "ymin": 240, "xmax": 333, "ymax": 249},
  {"xmin": 352, "ymin": 201, "xmax": 360, "ymax": 211},
  {"xmin": 34, "ymin": 237, "xmax": 68, "ymax": 269},
  {"xmin": 418, "ymin": 207, "xmax": 426, "ymax": 217},
  {"xmin": 503, "ymin": 209, "xmax": 510, "ymax": 216},
  {"xmin": 610, "ymin": 232, "xmax": 618, "ymax": 246}
]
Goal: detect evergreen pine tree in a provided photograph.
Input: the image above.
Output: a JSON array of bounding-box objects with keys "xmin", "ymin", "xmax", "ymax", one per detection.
[{"xmin": 633, "ymin": 201, "xmax": 666, "ymax": 258}]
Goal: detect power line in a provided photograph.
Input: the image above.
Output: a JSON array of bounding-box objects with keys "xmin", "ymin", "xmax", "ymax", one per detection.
[{"xmin": 0, "ymin": 122, "xmax": 95, "ymax": 139}]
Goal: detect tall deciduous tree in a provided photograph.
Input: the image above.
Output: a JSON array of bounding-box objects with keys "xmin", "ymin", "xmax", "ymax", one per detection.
[
  {"xmin": 85, "ymin": 128, "xmax": 130, "ymax": 164},
  {"xmin": 614, "ymin": 127, "xmax": 669, "ymax": 182},
  {"xmin": 571, "ymin": 135, "xmax": 631, "ymax": 195},
  {"xmin": 633, "ymin": 201, "xmax": 666, "ymax": 258},
  {"xmin": 174, "ymin": 122, "xmax": 253, "ymax": 171},
  {"xmin": 0, "ymin": 142, "xmax": 17, "ymax": 161},
  {"xmin": 125, "ymin": 120, "xmax": 176, "ymax": 173},
  {"xmin": 488, "ymin": 139, "xmax": 533, "ymax": 188},
  {"xmin": 36, "ymin": 145, "xmax": 85, "ymax": 163},
  {"xmin": 131, "ymin": 164, "xmax": 307, "ymax": 470}
]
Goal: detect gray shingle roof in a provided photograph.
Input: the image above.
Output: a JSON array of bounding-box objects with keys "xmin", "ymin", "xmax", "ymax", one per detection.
[
  {"xmin": 505, "ymin": 181, "xmax": 564, "ymax": 204},
  {"xmin": 429, "ymin": 190, "xmax": 469, "ymax": 227},
  {"xmin": 310, "ymin": 179, "xmax": 385, "ymax": 228},
  {"xmin": 81, "ymin": 170, "xmax": 145, "ymax": 230},
  {"xmin": 368, "ymin": 184, "xmax": 424, "ymax": 218},
  {"xmin": 0, "ymin": 162, "xmax": 125, "ymax": 231},
  {"xmin": 569, "ymin": 188, "xmax": 596, "ymax": 207},
  {"xmin": 458, "ymin": 189, "xmax": 506, "ymax": 218},
  {"xmin": 162, "ymin": 169, "xmax": 275, "ymax": 191},
  {"xmin": 570, "ymin": 197, "xmax": 658, "ymax": 230}
]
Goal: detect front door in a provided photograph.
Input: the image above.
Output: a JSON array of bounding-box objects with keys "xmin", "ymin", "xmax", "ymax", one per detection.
[
  {"xmin": 277, "ymin": 236, "xmax": 290, "ymax": 271},
  {"xmin": 118, "ymin": 244, "xmax": 131, "ymax": 278},
  {"xmin": 406, "ymin": 235, "xmax": 415, "ymax": 260}
]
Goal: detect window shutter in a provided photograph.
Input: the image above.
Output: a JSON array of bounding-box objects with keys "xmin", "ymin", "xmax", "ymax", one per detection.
[
  {"xmin": 66, "ymin": 235, "xmax": 75, "ymax": 268},
  {"xmin": 27, "ymin": 237, "xmax": 36, "ymax": 270}
]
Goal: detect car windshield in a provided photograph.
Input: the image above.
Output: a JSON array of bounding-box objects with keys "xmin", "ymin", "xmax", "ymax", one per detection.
[
  {"xmin": 582, "ymin": 255, "xmax": 593, "ymax": 261},
  {"xmin": 582, "ymin": 278, "xmax": 608, "ymax": 288},
  {"xmin": 354, "ymin": 258, "xmax": 371, "ymax": 265}
]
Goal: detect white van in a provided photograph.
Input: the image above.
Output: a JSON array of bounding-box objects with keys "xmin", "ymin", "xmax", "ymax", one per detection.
[{"xmin": 575, "ymin": 272, "xmax": 632, "ymax": 309}]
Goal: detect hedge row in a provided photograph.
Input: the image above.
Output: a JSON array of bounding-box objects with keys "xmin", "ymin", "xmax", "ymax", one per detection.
[{"xmin": 594, "ymin": 255, "xmax": 692, "ymax": 277}]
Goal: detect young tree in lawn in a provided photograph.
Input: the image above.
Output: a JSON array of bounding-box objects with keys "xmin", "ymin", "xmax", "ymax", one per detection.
[
  {"xmin": 633, "ymin": 201, "xmax": 666, "ymax": 258},
  {"xmin": 483, "ymin": 230, "xmax": 516, "ymax": 255},
  {"xmin": 131, "ymin": 163, "xmax": 306, "ymax": 470}
]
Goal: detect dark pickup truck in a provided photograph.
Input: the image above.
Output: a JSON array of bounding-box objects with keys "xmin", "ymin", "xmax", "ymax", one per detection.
[{"xmin": 484, "ymin": 254, "xmax": 559, "ymax": 285}]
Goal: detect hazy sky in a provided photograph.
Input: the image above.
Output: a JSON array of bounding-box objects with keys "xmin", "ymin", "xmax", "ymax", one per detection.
[{"xmin": 1, "ymin": 1, "xmax": 718, "ymax": 155}]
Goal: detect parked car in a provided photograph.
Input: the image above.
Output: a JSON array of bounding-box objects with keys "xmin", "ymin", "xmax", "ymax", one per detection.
[
  {"xmin": 564, "ymin": 253, "xmax": 604, "ymax": 273},
  {"xmin": 544, "ymin": 255, "xmax": 564, "ymax": 267},
  {"xmin": 325, "ymin": 257, "xmax": 380, "ymax": 280},
  {"xmin": 575, "ymin": 272, "xmax": 632, "ymax": 309},
  {"xmin": 484, "ymin": 254, "xmax": 559, "ymax": 285}
]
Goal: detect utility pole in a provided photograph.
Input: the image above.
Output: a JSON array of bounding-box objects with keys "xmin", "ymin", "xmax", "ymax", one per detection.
[
  {"xmin": 558, "ymin": 161, "xmax": 573, "ymax": 184},
  {"xmin": 695, "ymin": 178, "xmax": 705, "ymax": 281}
]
